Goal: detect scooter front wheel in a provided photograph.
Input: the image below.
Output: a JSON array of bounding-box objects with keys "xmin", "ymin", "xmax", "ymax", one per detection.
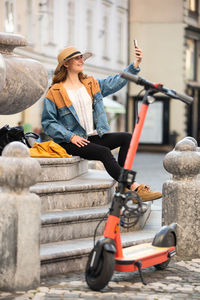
[{"xmin": 85, "ymin": 248, "xmax": 115, "ymax": 291}]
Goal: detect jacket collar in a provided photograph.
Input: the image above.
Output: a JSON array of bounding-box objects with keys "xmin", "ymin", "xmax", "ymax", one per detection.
[{"xmin": 52, "ymin": 82, "xmax": 62, "ymax": 90}]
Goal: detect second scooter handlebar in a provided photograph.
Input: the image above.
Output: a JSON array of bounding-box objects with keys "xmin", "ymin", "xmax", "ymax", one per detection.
[{"xmin": 120, "ymin": 72, "xmax": 193, "ymax": 105}]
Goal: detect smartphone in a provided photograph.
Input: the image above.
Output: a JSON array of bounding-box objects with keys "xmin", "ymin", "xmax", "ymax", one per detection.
[{"xmin": 134, "ymin": 39, "xmax": 138, "ymax": 48}]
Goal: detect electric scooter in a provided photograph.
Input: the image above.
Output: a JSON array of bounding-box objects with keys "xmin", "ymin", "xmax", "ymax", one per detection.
[{"xmin": 85, "ymin": 72, "xmax": 193, "ymax": 291}]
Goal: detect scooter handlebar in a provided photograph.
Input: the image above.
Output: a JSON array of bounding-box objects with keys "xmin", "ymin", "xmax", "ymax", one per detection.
[
  {"xmin": 120, "ymin": 72, "xmax": 155, "ymax": 88},
  {"xmin": 173, "ymin": 91, "xmax": 193, "ymax": 105},
  {"xmin": 120, "ymin": 72, "xmax": 193, "ymax": 105},
  {"xmin": 120, "ymin": 72, "xmax": 138, "ymax": 83}
]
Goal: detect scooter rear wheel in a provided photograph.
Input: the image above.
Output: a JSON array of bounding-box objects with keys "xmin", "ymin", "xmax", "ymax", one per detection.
[
  {"xmin": 85, "ymin": 249, "xmax": 115, "ymax": 291},
  {"xmin": 154, "ymin": 232, "xmax": 175, "ymax": 270}
]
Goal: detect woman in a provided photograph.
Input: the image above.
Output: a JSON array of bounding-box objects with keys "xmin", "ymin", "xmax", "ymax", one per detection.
[{"xmin": 42, "ymin": 45, "xmax": 162, "ymax": 202}]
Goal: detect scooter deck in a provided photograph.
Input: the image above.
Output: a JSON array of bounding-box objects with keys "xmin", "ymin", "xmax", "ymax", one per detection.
[{"xmin": 115, "ymin": 243, "xmax": 175, "ymax": 272}]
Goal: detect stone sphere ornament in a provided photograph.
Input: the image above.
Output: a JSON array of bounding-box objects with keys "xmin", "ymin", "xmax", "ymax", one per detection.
[
  {"xmin": 0, "ymin": 32, "xmax": 48, "ymax": 114},
  {"xmin": 163, "ymin": 137, "xmax": 200, "ymax": 179}
]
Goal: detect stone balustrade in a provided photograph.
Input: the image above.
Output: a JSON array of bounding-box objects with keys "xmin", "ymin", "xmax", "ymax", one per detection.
[
  {"xmin": 0, "ymin": 142, "xmax": 41, "ymax": 291},
  {"xmin": 162, "ymin": 136, "xmax": 200, "ymax": 258}
]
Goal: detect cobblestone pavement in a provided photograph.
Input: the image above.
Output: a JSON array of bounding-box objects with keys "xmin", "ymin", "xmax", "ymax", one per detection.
[{"xmin": 1, "ymin": 258, "xmax": 200, "ymax": 300}]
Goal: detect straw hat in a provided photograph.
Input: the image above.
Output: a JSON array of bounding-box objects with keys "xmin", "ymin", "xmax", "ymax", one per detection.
[{"xmin": 56, "ymin": 46, "xmax": 92, "ymax": 72}]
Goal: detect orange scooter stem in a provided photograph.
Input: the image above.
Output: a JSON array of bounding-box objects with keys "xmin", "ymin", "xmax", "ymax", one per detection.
[
  {"xmin": 124, "ymin": 103, "xmax": 148, "ymax": 170},
  {"xmin": 103, "ymin": 102, "xmax": 150, "ymax": 260},
  {"xmin": 103, "ymin": 103, "xmax": 149, "ymax": 259}
]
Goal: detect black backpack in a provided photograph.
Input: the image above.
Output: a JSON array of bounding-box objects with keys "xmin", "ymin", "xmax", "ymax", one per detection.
[{"xmin": 0, "ymin": 125, "xmax": 39, "ymax": 155}]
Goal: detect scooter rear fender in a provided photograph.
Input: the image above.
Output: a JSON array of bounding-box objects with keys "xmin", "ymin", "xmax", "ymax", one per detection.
[{"xmin": 152, "ymin": 223, "xmax": 177, "ymax": 247}]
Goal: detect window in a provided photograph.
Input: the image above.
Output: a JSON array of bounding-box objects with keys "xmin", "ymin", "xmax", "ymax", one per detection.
[
  {"xmin": 46, "ymin": 0, "xmax": 54, "ymax": 44},
  {"xmin": 186, "ymin": 38, "xmax": 197, "ymax": 81},
  {"xmin": 38, "ymin": 0, "xmax": 55, "ymax": 47},
  {"xmin": 188, "ymin": 0, "xmax": 198, "ymax": 17},
  {"xmin": 102, "ymin": 15, "xmax": 108, "ymax": 58},
  {"xmin": 4, "ymin": 0, "xmax": 14, "ymax": 32},
  {"xmin": 134, "ymin": 98, "xmax": 169, "ymax": 144},
  {"xmin": 188, "ymin": 0, "xmax": 198, "ymax": 11},
  {"xmin": 101, "ymin": 2, "xmax": 111, "ymax": 60},
  {"xmin": 67, "ymin": 1, "xmax": 75, "ymax": 45},
  {"xmin": 86, "ymin": 9, "xmax": 93, "ymax": 51},
  {"xmin": 117, "ymin": 7, "xmax": 127, "ymax": 64},
  {"xmin": 117, "ymin": 21, "xmax": 123, "ymax": 62},
  {"xmin": 26, "ymin": 0, "xmax": 33, "ymax": 42}
]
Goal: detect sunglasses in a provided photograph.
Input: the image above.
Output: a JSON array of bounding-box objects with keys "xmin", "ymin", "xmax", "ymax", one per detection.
[{"xmin": 73, "ymin": 55, "xmax": 83, "ymax": 61}]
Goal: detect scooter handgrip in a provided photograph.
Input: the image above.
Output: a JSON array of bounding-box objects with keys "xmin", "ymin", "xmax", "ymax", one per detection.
[
  {"xmin": 174, "ymin": 92, "xmax": 193, "ymax": 105},
  {"xmin": 120, "ymin": 72, "xmax": 155, "ymax": 88},
  {"xmin": 120, "ymin": 72, "xmax": 139, "ymax": 84}
]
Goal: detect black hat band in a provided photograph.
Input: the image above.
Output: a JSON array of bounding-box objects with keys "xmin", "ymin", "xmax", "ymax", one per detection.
[{"xmin": 64, "ymin": 51, "xmax": 81, "ymax": 61}]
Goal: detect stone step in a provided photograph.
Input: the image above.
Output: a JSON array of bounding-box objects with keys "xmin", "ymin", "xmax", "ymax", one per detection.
[
  {"xmin": 40, "ymin": 203, "xmax": 151, "ymax": 243},
  {"xmin": 40, "ymin": 229, "xmax": 156, "ymax": 277},
  {"xmin": 34, "ymin": 156, "xmax": 88, "ymax": 182},
  {"xmin": 30, "ymin": 169, "xmax": 116, "ymax": 213},
  {"xmin": 41, "ymin": 206, "xmax": 109, "ymax": 244}
]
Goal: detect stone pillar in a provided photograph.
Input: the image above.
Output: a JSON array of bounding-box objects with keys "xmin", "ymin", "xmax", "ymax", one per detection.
[
  {"xmin": 162, "ymin": 137, "xmax": 200, "ymax": 258},
  {"xmin": 0, "ymin": 142, "xmax": 41, "ymax": 291}
]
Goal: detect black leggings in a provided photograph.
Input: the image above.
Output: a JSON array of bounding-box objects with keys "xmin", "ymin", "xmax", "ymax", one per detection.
[{"xmin": 60, "ymin": 132, "xmax": 132, "ymax": 182}]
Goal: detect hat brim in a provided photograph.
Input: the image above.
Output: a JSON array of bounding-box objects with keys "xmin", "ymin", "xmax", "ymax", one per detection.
[{"xmin": 56, "ymin": 51, "xmax": 92, "ymax": 72}]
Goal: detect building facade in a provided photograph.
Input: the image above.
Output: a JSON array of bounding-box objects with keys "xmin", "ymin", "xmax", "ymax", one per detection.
[
  {"xmin": 0, "ymin": 0, "xmax": 128, "ymax": 132},
  {"xmin": 128, "ymin": 0, "xmax": 200, "ymax": 146}
]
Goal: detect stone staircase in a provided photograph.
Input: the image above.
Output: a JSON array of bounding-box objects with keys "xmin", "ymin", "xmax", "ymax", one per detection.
[{"xmin": 30, "ymin": 157, "xmax": 151, "ymax": 277}]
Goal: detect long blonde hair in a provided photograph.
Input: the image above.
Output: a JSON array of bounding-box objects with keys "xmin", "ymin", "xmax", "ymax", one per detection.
[{"xmin": 51, "ymin": 65, "xmax": 87, "ymax": 87}]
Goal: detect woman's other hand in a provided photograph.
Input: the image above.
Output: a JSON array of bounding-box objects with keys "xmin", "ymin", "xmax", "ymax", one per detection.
[
  {"xmin": 71, "ymin": 135, "xmax": 90, "ymax": 147},
  {"xmin": 133, "ymin": 44, "xmax": 143, "ymax": 69}
]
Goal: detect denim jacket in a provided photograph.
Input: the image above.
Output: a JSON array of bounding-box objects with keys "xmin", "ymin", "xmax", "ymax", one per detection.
[{"xmin": 41, "ymin": 63, "xmax": 140, "ymax": 144}]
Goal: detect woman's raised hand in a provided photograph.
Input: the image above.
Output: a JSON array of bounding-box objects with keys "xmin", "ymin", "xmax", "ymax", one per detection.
[
  {"xmin": 71, "ymin": 135, "xmax": 90, "ymax": 147},
  {"xmin": 133, "ymin": 44, "xmax": 143, "ymax": 68}
]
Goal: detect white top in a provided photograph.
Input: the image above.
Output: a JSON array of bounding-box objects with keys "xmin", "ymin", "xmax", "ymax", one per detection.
[{"xmin": 67, "ymin": 86, "xmax": 96, "ymax": 136}]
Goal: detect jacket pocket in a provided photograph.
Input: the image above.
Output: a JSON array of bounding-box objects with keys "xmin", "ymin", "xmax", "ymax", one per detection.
[{"xmin": 58, "ymin": 108, "xmax": 76, "ymax": 130}]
